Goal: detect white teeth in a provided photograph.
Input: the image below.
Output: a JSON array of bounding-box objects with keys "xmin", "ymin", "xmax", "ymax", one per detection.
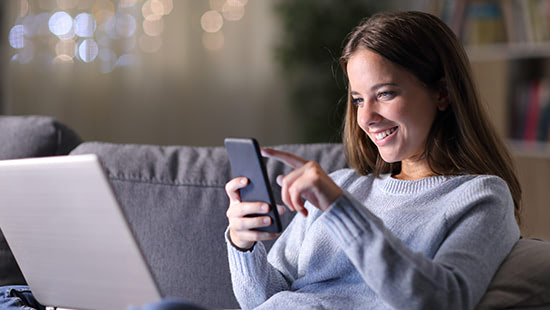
[{"xmin": 375, "ymin": 127, "xmax": 396, "ymax": 140}]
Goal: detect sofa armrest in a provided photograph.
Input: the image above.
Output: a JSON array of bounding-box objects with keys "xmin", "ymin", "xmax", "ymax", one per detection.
[{"xmin": 477, "ymin": 238, "xmax": 550, "ymax": 309}]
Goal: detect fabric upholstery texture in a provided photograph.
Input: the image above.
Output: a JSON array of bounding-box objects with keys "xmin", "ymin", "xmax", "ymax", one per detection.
[
  {"xmin": 0, "ymin": 115, "xmax": 81, "ymax": 160},
  {"xmin": 0, "ymin": 115, "xmax": 82, "ymax": 287},
  {"xmin": 477, "ymin": 238, "xmax": 550, "ymax": 309},
  {"xmin": 69, "ymin": 141, "xmax": 347, "ymax": 309}
]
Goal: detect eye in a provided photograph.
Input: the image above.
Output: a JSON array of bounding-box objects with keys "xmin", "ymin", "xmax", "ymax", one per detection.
[
  {"xmin": 377, "ymin": 91, "xmax": 396, "ymax": 100},
  {"xmin": 351, "ymin": 97, "xmax": 363, "ymax": 106}
]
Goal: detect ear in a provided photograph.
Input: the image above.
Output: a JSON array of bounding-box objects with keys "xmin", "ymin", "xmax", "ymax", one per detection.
[{"xmin": 435, "ymin": 78, "xmax": 450, "ymax": 111}]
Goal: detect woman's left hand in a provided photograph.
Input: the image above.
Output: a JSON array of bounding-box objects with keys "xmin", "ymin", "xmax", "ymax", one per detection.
[{"xmin": 261, "ymin": 148, "xmax": 343, "ymax": 217}]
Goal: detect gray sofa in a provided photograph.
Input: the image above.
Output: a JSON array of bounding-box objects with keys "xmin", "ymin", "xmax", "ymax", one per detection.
[{"xmin": 1, "ymin": 115, "xmax": 549, "ymax": 310}]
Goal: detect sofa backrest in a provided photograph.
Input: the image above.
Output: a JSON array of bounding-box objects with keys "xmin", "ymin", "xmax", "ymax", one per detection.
[{"xmin": 69, "ymin": 141, "xmax": 348, "ymax": 309}]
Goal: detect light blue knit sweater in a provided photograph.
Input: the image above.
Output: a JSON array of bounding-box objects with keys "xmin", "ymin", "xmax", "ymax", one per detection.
[{"xmin": 226, "ymin": 169, "xmax": 520, "ymax": 309}]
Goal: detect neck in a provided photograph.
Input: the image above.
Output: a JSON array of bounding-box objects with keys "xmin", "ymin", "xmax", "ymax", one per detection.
[{"xmin": 393, "ymin": 160, "xmax": 435, "ymax": 181}]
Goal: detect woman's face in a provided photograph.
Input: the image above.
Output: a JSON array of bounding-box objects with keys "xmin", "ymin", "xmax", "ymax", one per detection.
[{"xmin": 347, "ymin": 48, "xmax": 442, "ymax": 165}]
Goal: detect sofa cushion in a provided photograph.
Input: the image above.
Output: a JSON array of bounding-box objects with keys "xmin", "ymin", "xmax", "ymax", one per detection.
[
  {"xmin": 0, "ymin": 115, "xmax": 82, "ymax": 160},
  {"xmin": 477, "ymin": 238, "xmax": 550, "ymax": 309},
  {"xmin": 0, "ymin": 115, "xmax": 82, "ymax": 287},
  {"xmin": 69, "ymin": 141, "xmax": 347, "ymax": 309}
]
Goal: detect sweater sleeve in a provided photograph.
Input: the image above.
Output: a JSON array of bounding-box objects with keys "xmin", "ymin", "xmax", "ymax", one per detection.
[
  {"xmin": 225, "ymin": 211, "xmax": 309, "ymax": 309},
  {"xmin": 321, "ymin": 177, "xmax": 520, "ymax": 310}
]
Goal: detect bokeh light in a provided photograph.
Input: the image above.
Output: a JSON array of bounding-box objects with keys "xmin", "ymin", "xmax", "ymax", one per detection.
[
  {"xmin": 55, "ymin": 39, "xmax": 76, "ymax": 58},
  {"xmin": 222, "ymin": 2, "xmax": 245, "ymax": 22},
  {"xmin": 8, "ymin": 0, "xmax": 180, "ymax": 68},
  {"xmin": 78, "ymin": 39, "xmax": 98, "ymax": 62},
  {"xmin": 48, "ymin": 11, "xmax": 73, "ymax": 37},
  {"xmin": 92, "ymin": 0, "xmax": 115, "ymax": 24},
  {"xmin": 201, "ymin": 10, "xmax": 223, "ymax": 33},
  {"xmin": 12, "ymin": 41, "xmax": 35, "ymax": 64},
  {"xmin": 143, "ymin": 18, "xmax": 164, "ymax": 37},
  {"xmin": 53, "ymin": 54, "xmax": 74, "ymax": 64},
  {"xmin": 9, "ymin": 25, "xmax": 25, "ymax": 49},
  {"xmin": 116, "ymin": 14, "xmax": 137, "ymax": 38},
  {"xmin": 75, "ymin": 13, "xmax": 97, "ymax": 37}
]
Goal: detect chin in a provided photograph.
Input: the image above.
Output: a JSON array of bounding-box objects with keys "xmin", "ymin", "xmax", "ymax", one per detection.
[{"xmin": 378, "ymin": 153, "xmax": 400, "ymax": 164}]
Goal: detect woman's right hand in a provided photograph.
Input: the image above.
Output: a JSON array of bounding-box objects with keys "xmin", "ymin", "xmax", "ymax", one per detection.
[{"xmin": 225, "ymin": 177, "xmax": 285, "ymax": 250}]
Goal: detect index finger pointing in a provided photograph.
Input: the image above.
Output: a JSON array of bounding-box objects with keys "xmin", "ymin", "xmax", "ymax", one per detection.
[{"xmin": 261, "ymin": 148, "xmax": 308, "ymax": 169}]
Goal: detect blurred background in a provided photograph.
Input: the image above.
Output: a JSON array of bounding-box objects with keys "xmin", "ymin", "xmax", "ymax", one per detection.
[{"xmin": 0, "ymin": 0, "xmax": 400, "ymax": 146}]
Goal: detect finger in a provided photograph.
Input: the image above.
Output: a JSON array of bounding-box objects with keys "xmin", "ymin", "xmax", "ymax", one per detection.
[
  {"xmin": 237, "ymin": 230, "xmax": 281, "ymax": 242},
  {"xmin": 276, "ymin": 204, "xmax": 286, "ymax": 215},
  {"xmin": 231, "ymin": 215, "xmax": 272, "ymax": 231},
  {"xmin": 225, "ymin": 177, "xmax": 248, "ymax": 204},
  {"xmin": 227, "ymin": 201, "xmax": 269, "ymax": 218},
  {"xmin": 261, "ymin": 148, "xmax": 308, "ymax": 169},
  {"xmin": 288, "ymin": 183, "xmax": 309, "ymax": 217}
]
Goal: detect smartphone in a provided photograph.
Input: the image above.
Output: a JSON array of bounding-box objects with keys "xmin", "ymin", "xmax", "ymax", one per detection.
[{"xmin": 224, "ymin": 137, "xmax": 282, "ymax": 233}]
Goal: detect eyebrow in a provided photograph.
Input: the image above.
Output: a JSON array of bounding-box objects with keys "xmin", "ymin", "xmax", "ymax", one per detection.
[{"xmin": 350, "ymin": 83, "xmax": 398, "ymax": 95}]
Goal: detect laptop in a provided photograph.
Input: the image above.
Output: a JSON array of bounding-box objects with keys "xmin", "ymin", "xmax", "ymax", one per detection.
[{"xmin": 0, "ymin": 154, "xmax": 162, "ymax": 310}]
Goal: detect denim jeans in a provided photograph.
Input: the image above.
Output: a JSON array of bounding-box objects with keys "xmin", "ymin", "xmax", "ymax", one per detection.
[
  {"xmin": 0, "ymin": 286, "xmax": 208, "ymax": 310},
  {"xmin": 0, "ymin": 286, "xmax": 45, "ymax": 310}
]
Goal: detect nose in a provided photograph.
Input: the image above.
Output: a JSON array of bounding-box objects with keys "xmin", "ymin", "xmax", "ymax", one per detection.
[{"xmin": 357, "ymin": 100, "xmax": 382, "ymax": 128}]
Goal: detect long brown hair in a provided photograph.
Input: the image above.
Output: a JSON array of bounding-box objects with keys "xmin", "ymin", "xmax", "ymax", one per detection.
[{"xmin": 340, "ymin": 11, "xmax": 521, "ymax": 221}]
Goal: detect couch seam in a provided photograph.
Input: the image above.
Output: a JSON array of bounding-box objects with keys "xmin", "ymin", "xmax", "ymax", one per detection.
[{"xmin": 108, "ymin": 177, "xmax": 226, "ymax": 188}]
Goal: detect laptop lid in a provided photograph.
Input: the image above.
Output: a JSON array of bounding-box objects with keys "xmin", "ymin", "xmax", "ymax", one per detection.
[{"xmin": 0, "ymin": 154, "xmax": 162, "ymax": 309}]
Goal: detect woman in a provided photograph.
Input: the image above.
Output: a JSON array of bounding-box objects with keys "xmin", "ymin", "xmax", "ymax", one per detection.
[
  {"xmin": 225, "ymin": 11, "xmax": 520, "ymax": 309},
  {"xmin": 0, "ymin": 11, "xmax": 521, "ymax": 310}
]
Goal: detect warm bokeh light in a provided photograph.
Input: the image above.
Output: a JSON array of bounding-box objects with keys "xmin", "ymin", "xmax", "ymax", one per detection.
[
  {"xmin": 202, "ymin": 31, "xmax": 224, "ymax": 51},
  {"xmin": 158, "ymin": 0, "xmax": 174, "ymax": 15},
  {"xmin": 201, "ymin": 10, "xmax": 223, "ymax": 33},
  {"xmin": 92, "ymin": 0, "xmax": 115, "ymax": 24},
  {"xmin": 143, "ymin": 18, "xmax": 164, "ymax": 37},
  {"xmin": 142, "ymin": 0, "xmax": 164, "ymax": 20},
  {"xmin": 55, "ymin": 39, "xmax": 76, "ymax": 58},
  {"xmin": 222, "ymin": 2, "xmax": 245, "ymax": 22},
  {"xmin": 53, "ymin": 54, "xmax": 74, "ymax": 64}
]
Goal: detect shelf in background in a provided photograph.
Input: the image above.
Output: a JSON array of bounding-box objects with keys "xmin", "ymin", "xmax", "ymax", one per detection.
[
  {"xmin": 508, "ymin": 139, "xmax": 550, "ymax": 158},
  {"xmin": 467, "ymin": 42, "xmax": 550, "ymax": 62}
]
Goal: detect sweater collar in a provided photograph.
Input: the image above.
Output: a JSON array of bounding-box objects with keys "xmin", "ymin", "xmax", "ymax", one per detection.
[{"xmin": 378, "ymin": 173, "xmax": 455, "ymax": 194}]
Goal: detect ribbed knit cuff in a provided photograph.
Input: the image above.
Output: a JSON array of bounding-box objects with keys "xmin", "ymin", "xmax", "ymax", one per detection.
[{"xmin": 225, "ymin": 227, "xmax": 267, "ymax": 274}]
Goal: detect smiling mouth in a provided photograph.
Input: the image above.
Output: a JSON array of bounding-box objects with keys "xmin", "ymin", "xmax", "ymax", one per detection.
[{"xmin": 374, "ymin": 127, "xmax": 398, "ymax": 141}]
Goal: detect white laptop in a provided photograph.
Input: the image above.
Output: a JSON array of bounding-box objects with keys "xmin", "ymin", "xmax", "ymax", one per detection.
[{"xmin": 0, "ymin": 154, "xmax": 162, "ymax": 310}]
